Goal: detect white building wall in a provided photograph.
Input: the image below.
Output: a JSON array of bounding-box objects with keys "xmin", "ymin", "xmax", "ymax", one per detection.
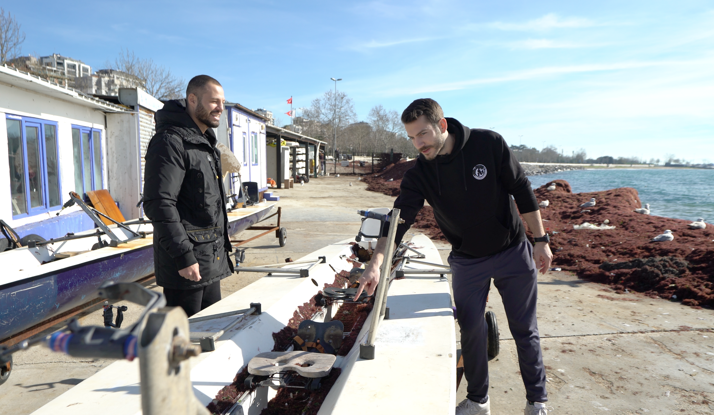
[
  {"xmin": 228, "ymin": 108, "xmax": 267, "ymax": 191},
  {"xmin": 0, "ymin": 82, "xmax": 107, "ymax": 228},
  {"xmin": 106, "ymin": 113, "xmax": 140, "ymax": 220}
]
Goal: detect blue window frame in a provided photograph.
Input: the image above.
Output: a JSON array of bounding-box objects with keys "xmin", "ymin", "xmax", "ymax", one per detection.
[
  {"xmin": 71, "ymin": 126, "xmax": 103, "ymax": 196},
  {"xmin": 5, "ymin": 115, "xmax": 61, "ymax": 218}
]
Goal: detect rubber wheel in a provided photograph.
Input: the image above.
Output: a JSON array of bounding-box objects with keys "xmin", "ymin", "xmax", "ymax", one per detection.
[
  {"xmin": 486, "ymin": 311, "xmax": 500, "ymax": 360},
  {"xmin": 302, "ymin": 175, "xmax": 310, "ymax": 183},
  {"xmin": 0, "ymin": 355, "xmax": 12, "ymax": 386},
  {"xmin": 0, "ymin": 238, "xmax": 9, "ymax": 252},
  {"xmin": 20, "ymin": 233, "xmax": 45, "ymax": 247},
  {"xmin": 278, "ymin": 227, "xmax": 287, "ymax": 247}
]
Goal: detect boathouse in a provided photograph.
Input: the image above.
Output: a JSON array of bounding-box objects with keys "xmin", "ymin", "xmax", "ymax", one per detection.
[
  {"xmin": 0, "ymin": 65, "xmax": 129, "ymax": 240},
  {"xmin": 217, "ymin": 103, "xmax": 270, "ymax": 196}
]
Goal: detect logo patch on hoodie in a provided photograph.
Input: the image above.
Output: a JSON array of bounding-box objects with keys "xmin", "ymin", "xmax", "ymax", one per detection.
[{"xmin": 473, "ymin": 164, "xmax": 487, "ymax": 180}]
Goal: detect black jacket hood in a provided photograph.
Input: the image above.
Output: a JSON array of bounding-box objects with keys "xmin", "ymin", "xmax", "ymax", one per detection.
[
  {"xmin": 420, "ymin": 117, "xmax": 472, "ymax": 194},
  {"xmin": 155, "ymin": 99, "xmax": 217, "ymax": 145},
  {"xmin": 420, "ymin": 118, "xmax": 470, "ymax": 165}
]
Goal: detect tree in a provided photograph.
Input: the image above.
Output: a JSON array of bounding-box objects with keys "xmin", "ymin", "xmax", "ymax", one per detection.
[
  {"xmin": 107, "ymin": 48, "xmax": 185, "ymax": 100},
  {"xmin": 302, "ymin": 89, "xmax": 356, "ymax": 155},
  {"xmin": 367, "ymin": 105, "xmax": 405, "ymax": 153},
  {"xmin": 0, "ymin": 8, "xmax": 25, "ymax": 64}
]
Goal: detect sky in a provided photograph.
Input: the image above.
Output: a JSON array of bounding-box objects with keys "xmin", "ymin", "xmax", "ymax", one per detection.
[{"xmin": 5, "ymin": 0, "xmax": 714, "ymax": 163}]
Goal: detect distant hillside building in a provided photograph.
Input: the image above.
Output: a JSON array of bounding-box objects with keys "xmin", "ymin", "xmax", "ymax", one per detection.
[
  {"xmin": 74, "ymin": 69, "xmax": 144, "ymax": 96},
  {"xmin": 7, "ymin": 54, "xmax": 90, "ymax": 88},
  {"xmin": 254, "ymin": 108, "xmax": 274, "ymax": 125}
]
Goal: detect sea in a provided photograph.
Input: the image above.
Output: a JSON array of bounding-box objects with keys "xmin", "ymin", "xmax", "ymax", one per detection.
[{"xmin": 528, "ymin": 168, "xmax": 714, "ymax": 223}]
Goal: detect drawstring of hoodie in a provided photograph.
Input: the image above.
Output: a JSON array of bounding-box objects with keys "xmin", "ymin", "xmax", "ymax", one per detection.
[
  {"xmin": 435, "ymin": 162, "xmax": 442, "ymax": 196},
  {"xmin": 461, "ymin": 152, "xmax": 467, "ymax": 191},
  {"xmin": 434, "ymin": 152, "xmax": 468, "ymax": 194}
]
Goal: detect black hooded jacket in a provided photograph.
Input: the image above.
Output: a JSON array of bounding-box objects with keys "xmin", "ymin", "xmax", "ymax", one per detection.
[
  {"xmin": 387, "ymin": 118, "xmax": 539, "ymax": 258},
  {"xmin": 143, "ymin": 100, "xmax": 233, "ymax": 289}
]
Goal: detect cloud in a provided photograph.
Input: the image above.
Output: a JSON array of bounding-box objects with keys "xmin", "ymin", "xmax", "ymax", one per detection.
[
  {"xmin": 351, "ymin": 37, "xmax": 437, "ymax": 51},
  {"xmin": 360, "ymin": 56, "xmax": 714, "ymax": 97},
  {"xmin": 489, "ymin": 13, "xmax": 596, "ymax": 31},
  {"xmin": 508, "ymin": 39, "xmax": 599, "ymax": 49}
]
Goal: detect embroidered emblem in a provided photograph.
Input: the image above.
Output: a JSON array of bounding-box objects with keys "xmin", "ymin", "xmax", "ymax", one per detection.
[{"xmin": 473, "ymin": 164, "xmax": 487, "ymax": 180}]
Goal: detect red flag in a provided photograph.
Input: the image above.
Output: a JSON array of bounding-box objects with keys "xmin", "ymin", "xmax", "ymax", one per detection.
[
  {"xmin": 287, "ymin": 97, "xmax": 292, "ymax": 104},
  {"xmin": 286, "ymin": 110, "xmax": 292, "ymax": 116}
]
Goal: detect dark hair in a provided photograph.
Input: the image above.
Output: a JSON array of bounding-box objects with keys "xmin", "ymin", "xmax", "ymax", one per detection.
[
  {"xmin": 186, "ymin": 75, "xmax": 222, "ymax": 98},
  {"xmin": 401, "ymin": 98, "xmax": 444, "ymax": 127}
]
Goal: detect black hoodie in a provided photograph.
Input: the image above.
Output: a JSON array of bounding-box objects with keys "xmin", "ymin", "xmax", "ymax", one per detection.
[
  {"xmin": 143, "ymin": 100, "xmax": 233, "ymax": 289},
  {"xmin": 387, "ymin": 118, "xmax": 538, "ymax": 258}
]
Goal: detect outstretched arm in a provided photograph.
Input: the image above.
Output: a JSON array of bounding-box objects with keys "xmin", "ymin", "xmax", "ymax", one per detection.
[{"xmin": 521, "ymin": 210, "xmax": 553, "ymax": 274}]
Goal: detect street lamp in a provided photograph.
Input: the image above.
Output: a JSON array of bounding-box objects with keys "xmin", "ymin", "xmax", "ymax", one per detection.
[{"xmin": 330, "ymin": 77, "xmax": 342, "ymax": 169}]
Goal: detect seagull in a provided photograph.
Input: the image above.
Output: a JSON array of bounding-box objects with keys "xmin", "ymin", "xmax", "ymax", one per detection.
[
  {"xmin": 652, "ymin": 229, "xmax": 674, "ymax": 242},
  {"xmin": 547, "ymin": 183, "xmax": 556, "ymax": 191},
  {"xmin": 688, "ymin": 218, "xmax": 706, "ymax": 229},
  {"xmin": 580, "ymin": 198, "xmax": 596, "ymax": 208},
  {"xmin": 634, "ymin": 203, "xmax": 650, "ymax": 215},
  {"xmin": 539, "ymin": 200, "xmax": 550, "ymax": 208}
]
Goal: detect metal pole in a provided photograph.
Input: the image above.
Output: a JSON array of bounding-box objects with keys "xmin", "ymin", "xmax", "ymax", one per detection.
[
  {"xmin": 360, "ymin": 208, "xmax": 400, "ymax": 360},
  {"xmin": 330, "ymin": 77, "xmax": 341, "ymax": 174}
]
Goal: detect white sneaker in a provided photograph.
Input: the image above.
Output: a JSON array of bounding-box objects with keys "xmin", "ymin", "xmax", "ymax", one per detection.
[
  {"xmin": 524, "ymin": 401, "xmax": 552, "ymax": 415},
  {"xmin": 455, "ymin": 397, "xmax": 490, "ymax": 415}
]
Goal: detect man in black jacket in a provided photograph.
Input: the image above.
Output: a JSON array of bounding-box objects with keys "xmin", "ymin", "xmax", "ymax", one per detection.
[
  {"xmin": 354, "ymin": 99, "xmax": 552, "ymax": 415},
  {"xmin": 143, "ymin": 75, "xmax": 233, "ymax": 317}
]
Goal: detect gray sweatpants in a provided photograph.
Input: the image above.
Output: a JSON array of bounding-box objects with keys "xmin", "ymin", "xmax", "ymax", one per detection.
[{"xmin": 449, "ymin": 240, "xmax": 548, "ymax": 403}]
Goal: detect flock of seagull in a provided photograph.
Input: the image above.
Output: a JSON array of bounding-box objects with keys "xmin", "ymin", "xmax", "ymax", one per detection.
[{"xmin": 539, "ymin": 182, "xmax": 708, "ymax": 243}]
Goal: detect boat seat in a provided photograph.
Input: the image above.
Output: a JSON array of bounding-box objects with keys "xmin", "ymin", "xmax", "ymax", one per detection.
[
  {"xmin": 86, "ymin": 190, "xmax": 126, "ymax": 226},
  {"xmin": 293, "ymin": 319, "xmax": 344, "ymax": 354},
  {"xmin": 247, "ymin": 351, "xmax": 336, "ymax": 378},
  {"xmin": 54, "ymin": 251, "xmax": 84, "ymax": 260},
  {"xmin": 323, "ymin": 287, "xmax": 369, "ymax": 303}
]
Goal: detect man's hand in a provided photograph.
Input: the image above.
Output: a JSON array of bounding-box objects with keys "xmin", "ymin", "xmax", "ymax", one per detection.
[
  {"xmin": 179, "ymin": 263, "xmax": 202, "ymax": 282},
  {"xmin": 533, "ymin": 242, "xmax": 553, "ymax": 274},
  {"xmin": 354, "ymin": 264, "xmax": 380, "ymax": 301}
]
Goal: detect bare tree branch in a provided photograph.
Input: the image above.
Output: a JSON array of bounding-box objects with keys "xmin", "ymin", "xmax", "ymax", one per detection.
[
  {"xmin": 0, "ymin": 7, "xmax": 25, "ymax": 64},
  {"xmin": 107, "ymin": 48, "xmax": 185, "ymax": 100},
  {"xmin": 302, "ymin": 89, "xmax": 356, "ymax": 154}
]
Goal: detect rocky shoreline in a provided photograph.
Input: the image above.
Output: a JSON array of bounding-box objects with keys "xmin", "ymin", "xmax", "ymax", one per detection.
[{"xmin": 520, "ymin": 163, "xmax": 584, "ymax": 176}]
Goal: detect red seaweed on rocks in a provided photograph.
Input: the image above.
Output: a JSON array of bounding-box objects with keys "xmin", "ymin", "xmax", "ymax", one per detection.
[
  {"xmin": 530, "ymin": 180, "xmax": 714, "ymax": 307},
  {"xmin": 363, "ymin": 167, "xmax": 714, "ymax": 308}
]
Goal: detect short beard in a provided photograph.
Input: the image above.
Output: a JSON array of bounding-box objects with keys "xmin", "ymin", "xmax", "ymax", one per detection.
[{"xmin": 195, "ymin": 100, "xmax": 220, "ymax": 128}]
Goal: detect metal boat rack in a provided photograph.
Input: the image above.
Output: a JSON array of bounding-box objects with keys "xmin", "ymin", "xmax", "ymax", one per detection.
[{"xmin": 230, "ymin": 206, "xmax": 287, "ymax": 249}]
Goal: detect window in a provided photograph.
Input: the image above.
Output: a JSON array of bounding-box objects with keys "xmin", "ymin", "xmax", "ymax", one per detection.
[
  {"xmin": 242, "ymin": 132, "xmax": 248, "ymax": 165},
  {"xmin": 251, "ymin": 132, "xmax": 259, "ymax": 165},
  {"xmin": 71, "ymin": 126, "xmax": 103, "ymax": 196},
  {"xmin": 5, "ymin": 115, "xmax": 61, "ymax": 217}
]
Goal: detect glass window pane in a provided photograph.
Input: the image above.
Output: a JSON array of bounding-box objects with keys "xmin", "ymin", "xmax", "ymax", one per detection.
[
  {"xmin": 82, "ymin": 132, "xmax": 91, "ymax": 192},
  {"xmin": 6, "ymin": 119, "xmax": 27, "ymax": 215},
  {"xmin": 92, "ymin": 131, "xmax": 102, "ymax": 189},
  {"xmin": 45, "ymin": 124, "xmax": 60, "ymax": 206},
  {"xmin": 242, "ymin": 132, "xmax": 248, "ymax": 164},
  {"xmin": 252, "ymin": 133, "xmax": 258, "ymax": 164},
  {"xmin": 25, "ymin": 125, "xmax": 44, "ymax": 208},
  {"xmin": 72, "ymin": 128, "xmax": 84, "ymax": 195}
]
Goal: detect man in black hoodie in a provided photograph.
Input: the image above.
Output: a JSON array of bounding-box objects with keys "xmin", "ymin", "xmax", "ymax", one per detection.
[
  {"xmin": 354, "ymin": 99, "xmax": 552, "ymax": 415},
  {"xmin": 143, "ymin": 75, "xmax": 233, "ymax": 317}
]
